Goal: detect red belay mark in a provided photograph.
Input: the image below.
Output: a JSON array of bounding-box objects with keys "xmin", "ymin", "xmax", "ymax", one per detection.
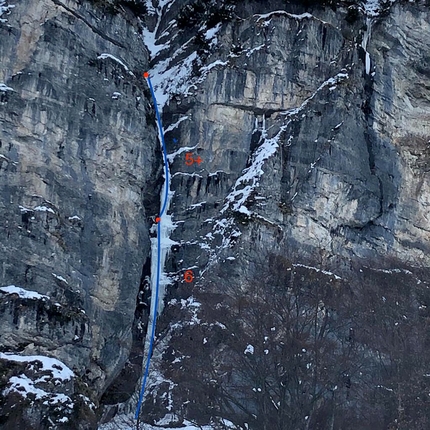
[{"xmin": 184, "ymin": 270, "xmax": 194, "ymax": 283}]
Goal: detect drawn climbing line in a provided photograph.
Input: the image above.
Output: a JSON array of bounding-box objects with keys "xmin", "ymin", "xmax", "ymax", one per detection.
[
  {"xmin": 135, "ymin": 71, "xmax": 169, "ymax": 420},
  {"xmin": 145, "ymin": 72, "xmax": 170, "ymax": 217}
]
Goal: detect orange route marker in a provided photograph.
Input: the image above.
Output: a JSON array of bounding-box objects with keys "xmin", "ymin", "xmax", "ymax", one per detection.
[
  {"xmin": 143, "ymin": 71, "xmax": 149, "ymax": 78},
  {"xmin": 155, "ymin": 217, "xmax": 161, "ymax": 223},
  {"xmin": 184, "ymin": 270, "xmax": 194, "ymax": 283}
]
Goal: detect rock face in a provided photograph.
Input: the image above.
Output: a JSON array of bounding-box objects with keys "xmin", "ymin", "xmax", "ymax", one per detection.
[
  {"xmin": 0, "ymin": 0, "xmax": 159, "ymax": 428},
  {"xmin": 132, "ymin": 1, "xmax": 430, "ymax": 429},
  {"xmin": 2, "ymin": 0, "xmax": 430, "ymax": 429}
]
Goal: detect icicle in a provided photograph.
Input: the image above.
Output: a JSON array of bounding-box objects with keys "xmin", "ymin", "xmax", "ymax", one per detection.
[
  {"xmin": 261, "ymin": 114, "xmax": 267, "ymax": 139},
  {"xmin": 361, "ymin": 16, "xmax": 373, "ymax": 75}
]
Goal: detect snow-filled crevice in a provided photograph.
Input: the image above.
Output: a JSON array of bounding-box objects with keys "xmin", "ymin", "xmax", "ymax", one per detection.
[
  {"xmin": 137, "ymin": 0, "xmax": 234, "ymax": 332},
  {"xmin": 128, "ymin": 0, "xmax": 224, "ymax": 421},
  {"xmin": 360, "ymin": 0, "xmax": 397, "ymax": 74}
]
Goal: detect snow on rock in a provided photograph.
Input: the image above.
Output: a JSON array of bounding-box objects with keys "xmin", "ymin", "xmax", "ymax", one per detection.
[
  {"xmin": 0, "ymin": 0, "xmax": 14, "ymax": 23},
  {"xmin": 204, "ymin": 23, "xmax": 222, "ymax": 41},
  {"xmin": 52, "ymin": 273, "xmax": 68, "ymax": 284},
  {"xmin": 0, "ymin": 353, "xmax": 74, "ymax": 381},
  {"xmin": 180, "ymin": 296, "xmax": 201, "ymax": 310},
  {"xmin": 0, "ymin": 83, "xmax": 13, "ymax": 91},
  {"xmin": 256, "ymin": 10, "xmax": 313, "ymax": 22},
  {"xmin": 172, "ymin": 296, "xmax": 202, "ymax": 326},
  {"xmin": 34, "ymin": 205, "xmax": 55, "ymax": 213},
  {"xmin": 167, "ymin": 144, "xmax": 198, "ymax": 163},
  {"xmin": 201, "ymin": 217, "xmax": 241, "ymax": 265},
  {"xmin": 142, "ymin": 7, "xmax": 226, "ymax": 110},
  {"xmin": 188, "ymin": 201, "xmax": 207, "ymax": 210},
  {"xmin": 3, "ymin": 375, "xmax": 72, "ymax": 405},
  {"xmin": 281, "ymin": 71, "xmax": 349, "ymax": 118},
  {"xmin": 0, "ymin": 285, "xmax": 50, "ymax": 300},
  {"xmin": 220, "ymin": 70, "xmax": 349, "ymax": 221},
  {"xmin": 142, "ymin": 0, "xmax": 174, "ymax": 57},
  {"xmin": 99, "ymin": 416, "xmax": 217, "ymax": 430},
  {"xmin": 363, "ymin": 0, "xmax": 381, "ymax": 17},
  {"xmin": 19, "ymin": 205, "xmax": 32, "ymax": 213},
  {"xmin": 221, "ymin": 116, "xmax": 285, "ymax": 215},
  {"xmin": 97, "ymin": 53, "xmax": 135, "ymax": 76},
  {"xmin": 141, "ymin": 20, "xmax": 169, "ymax": 58},
  {"xmin": 19, "ymin": 203, "xmax": 56, "ymax": 216},
  {"xmin": 204, "ymin": 23, "xmax": 222, "ymax": 49},
  {"xmin": 164, "ymin": 115, "xmax": 190, "ymax": 133},
  {"xmin": 293, "ymin": 263, "xmax": 342, "ymax": 280},
  {"xmin": 200, "ymin": 60, "xmax": 229, "ymax": 74},
  {"xmin": 246, "ymin": 44, "xmax": 266, "ymax": 57},
  {"xmin": 1, "ymin": 353, "xmax": 74, "ymax": 413},
  {"xmin": 244, "ymin": 344, "xmax": 255, "ymax": 355},
  {"xmin": 255, "ymin": 10, "xmax": 328, "ymax": 25},
  {"xmin": 150, "ymin": 51, "xmax": 198, "ymax": 110},
  {"xmin": 238, "ymin": 205, "xmax": 252, "ymax": 216},
  {"xmin": 68, "ymin": 215, "xmax": 81, "ymax": 221}
]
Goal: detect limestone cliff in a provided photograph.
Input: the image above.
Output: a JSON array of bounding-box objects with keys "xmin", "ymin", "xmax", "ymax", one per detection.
[
  {"xmin": 2, "ymin": 0, "xmax": 430, "ymax": 429},
  {"xmin": 0, "ymin": 0, "xmax": 159, "ymax": 428},
  {"xmin": 129, "ymin": 1, "xmax": 430, "ymax": 429}
]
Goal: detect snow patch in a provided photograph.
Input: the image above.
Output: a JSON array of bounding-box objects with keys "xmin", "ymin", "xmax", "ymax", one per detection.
[
  {"xmin": 256, "ymin": 11, "xmax": 314, "ymax": 22},
  {"xmin": 167, "ymin": 143, "xmax": 198, "ymax": 163},
  {"xmin": 34, "ymin": 205, "xmax": 55, "ymax": 214},
  {"xmin": 246, "ymin": 44, "xmax": 266, "ymax": 57},
  {"xmin": 141, "ymin": 0, "xmax": 174, "ymax": 57},
  {"xmin": 0, "ymin": 353, "xmax": 74, "ymax": 381},
  {"xmin": 97, "ymin": 54, "xmax": 135, "ymax": 77},
  {"xmin": 204, "ymin": 23, "xmax": 222, "ymax": 41},
  {"xmin": 363, "ymin": 0, "xmax": 381, "ymax": 17},
  {"xmin": 244, "ymin": 344, "xmax": 255, "ymax": 355},
  {"xmin": 68, "ymin": 215, "xmax": 81, "ymax": 221},
  {"xmin": 4, "ymin": 375, "xmax": 72, "ymax": 405},
  {"xmin": 0, "ymin": 83, "xmax": 13, "ymax": 92},
  {"xmin": 52, "ymin": 273, "xmax": 68, "ymax": 284},
  {"xmin": 200, "ymin": 60, "xmax": 229, "ymax": 73},
  {"xmin": 188, "ymin": 201, "xmax": 206, "ymax": 210},
  {"xmin": 204, "ymin": 23, "xmax": 222, "ymax": 48},
  {"xmin": 100, "ymin": 416, "xmax": 216, "ymax": 430},
  {"xmin": 164, "ymin": 116, "xmax": 190, "ymax": 133},
  {"xmin": 0, "ymin": 285, "xmax": 49, "ymax": 300},
  {"xmin": 293, "ymin": 264, "xmax": 342, "ymax": 280},
  {"xmin": 150, "ymin": 51, "xmax": 198, "ymax": 109},
  {"xmin": 142, "ymin": 24, "xmax": 169, "ymax": 58},
  {"xmin": 221, "ymin": 115, "xmax": 286, "ymax": 215},
  {"xmin": 0, "ymin": 0, "xmax": 14, "ymax": 23}
]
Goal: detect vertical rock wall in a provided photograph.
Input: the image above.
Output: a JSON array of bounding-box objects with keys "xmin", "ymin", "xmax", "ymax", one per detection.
[
  {"xmin": 0, "ymin": 0, "xmax": 158, "ymax": 428},
  {"xmin": 133, "ymin": 0, "xmax": 430, "ymax": 428}
]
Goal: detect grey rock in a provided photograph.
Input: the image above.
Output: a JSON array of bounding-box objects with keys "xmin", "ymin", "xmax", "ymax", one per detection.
[
  {"xmin": 0, "ymin": 0, "xmax": 158, "ymax": 428},
  {"xmin": 134, "ymin": 0, "xmax": 430, "ymax": 427}
]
